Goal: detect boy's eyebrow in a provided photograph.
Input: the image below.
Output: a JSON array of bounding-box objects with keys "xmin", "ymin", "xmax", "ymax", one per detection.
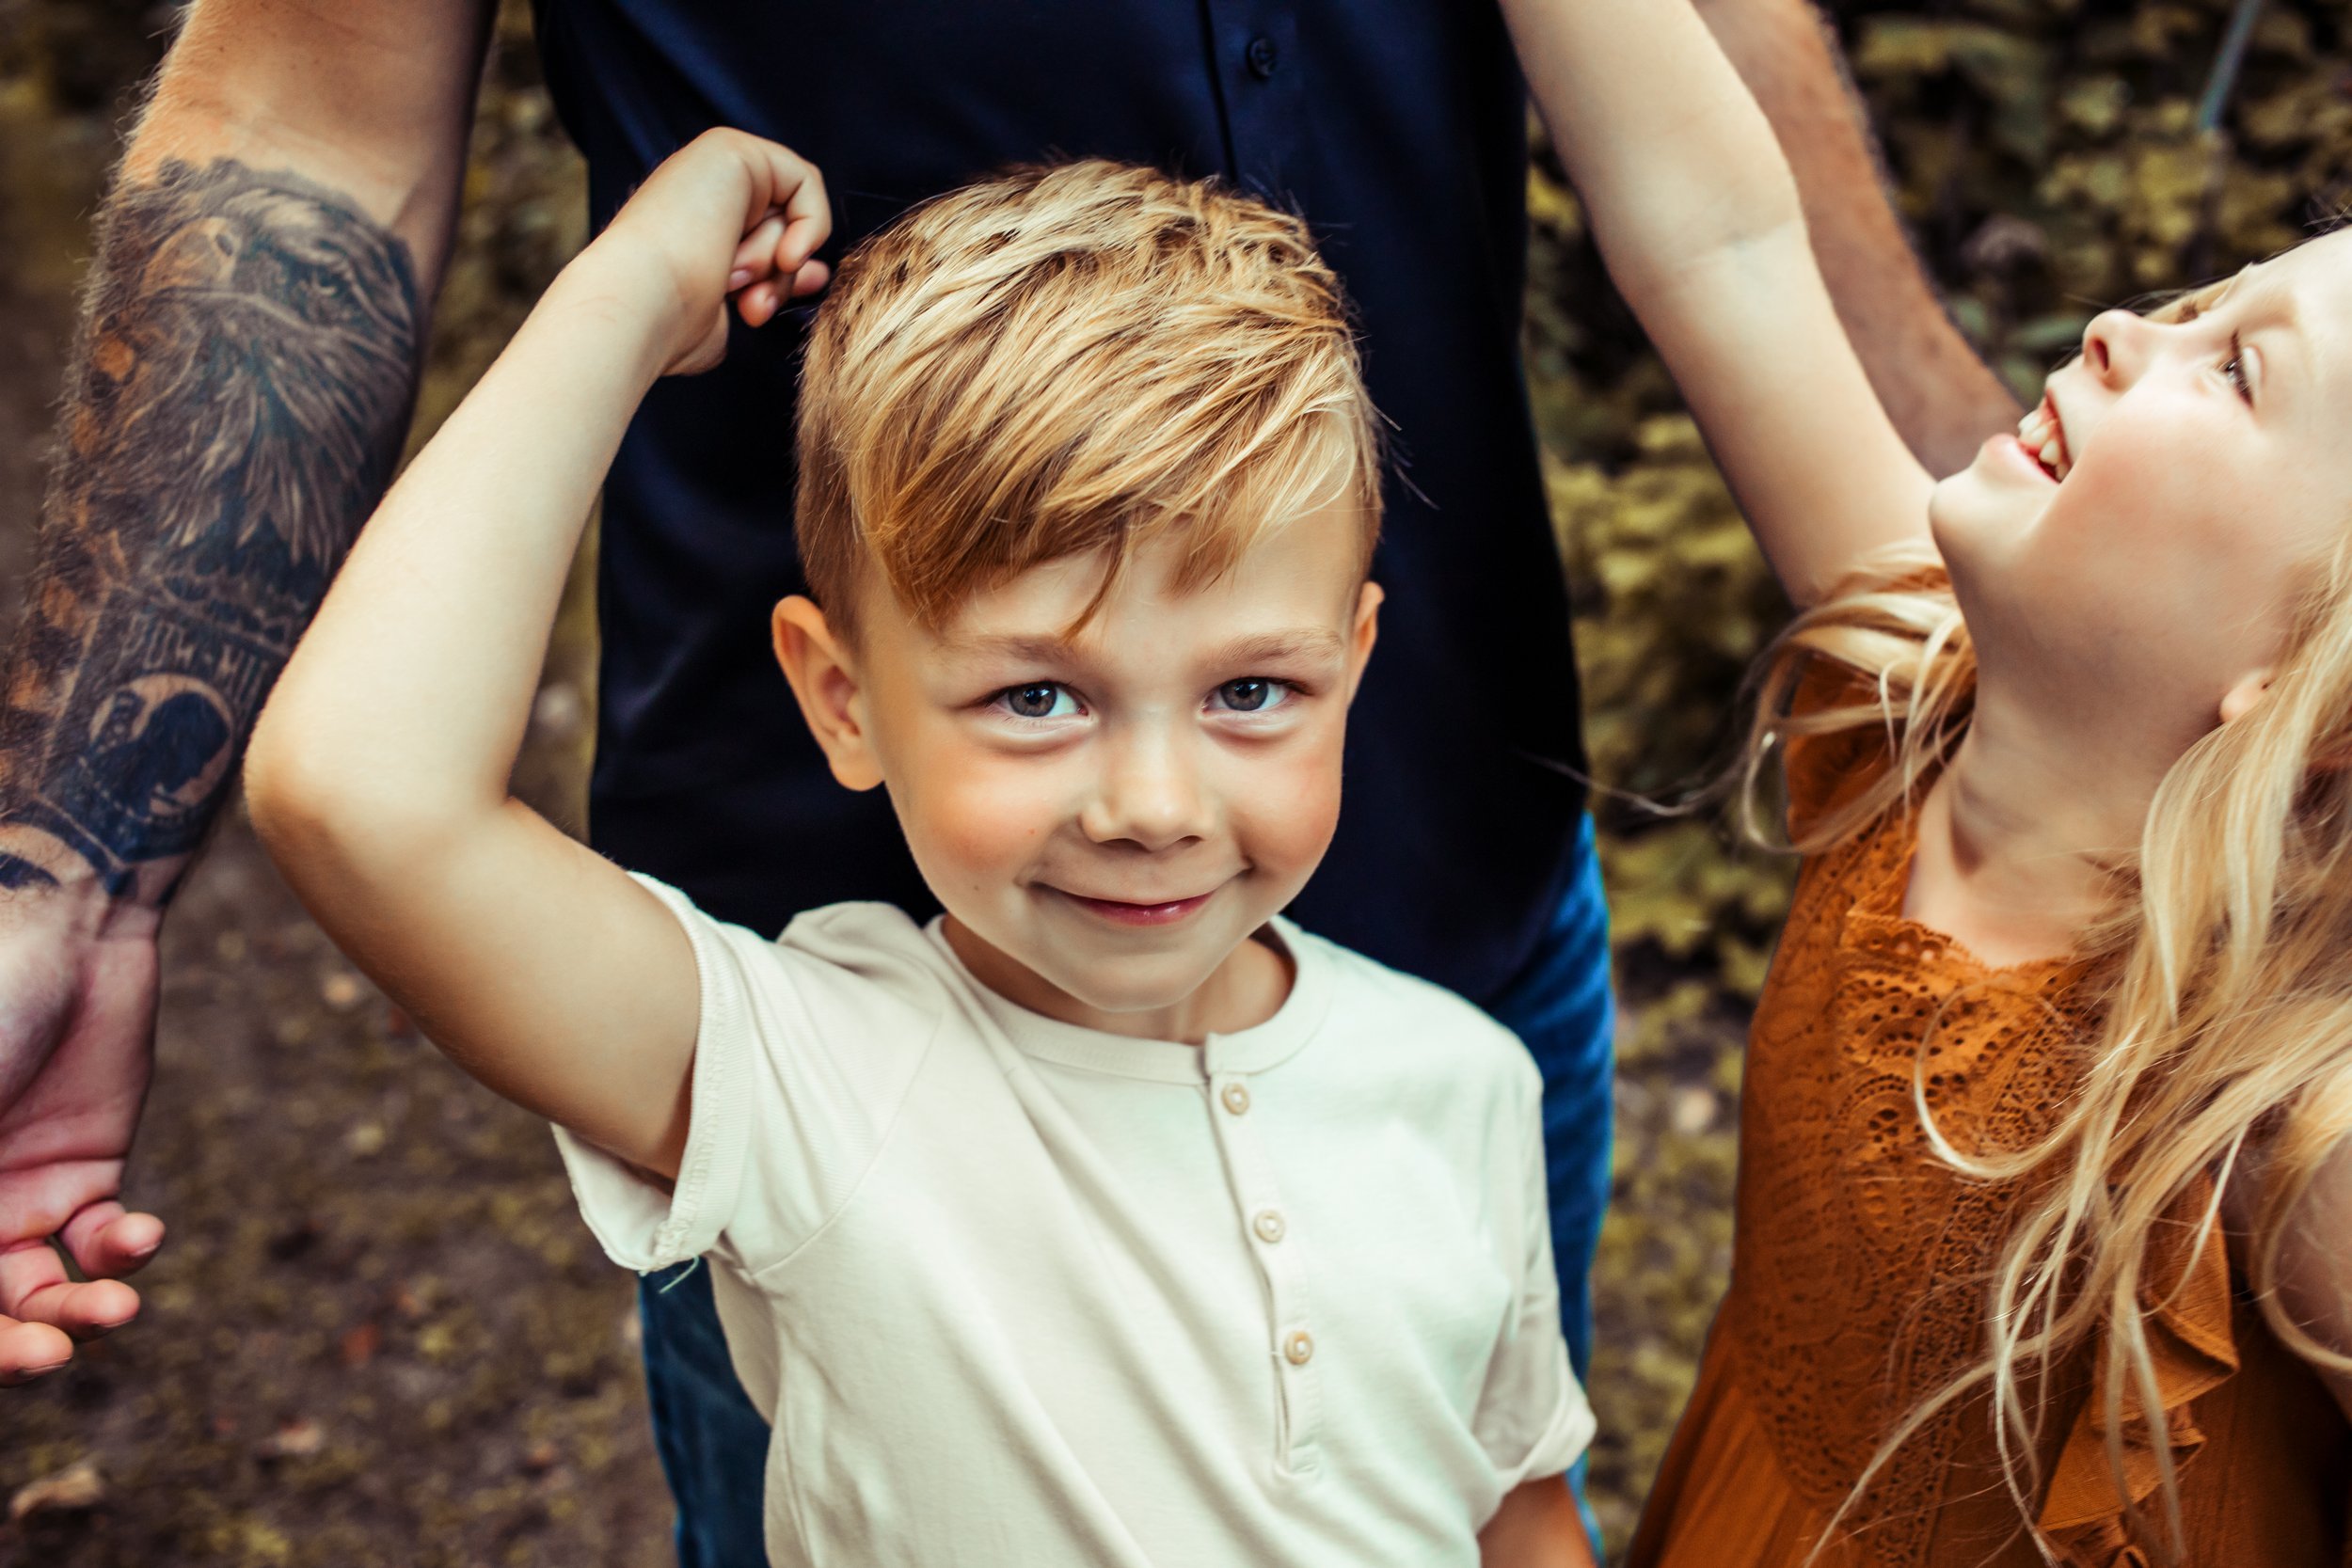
[
  {"xmin": 1212, "ymin": 628, "xmax": 1349, "ymax": 666},
  {"xmin": 936, "ymin": 633, "xmax": 1080, "ymax": 666},
  {"xmin": 938, "ymin": 627, "xmax": 1348, "ymax": 667}
]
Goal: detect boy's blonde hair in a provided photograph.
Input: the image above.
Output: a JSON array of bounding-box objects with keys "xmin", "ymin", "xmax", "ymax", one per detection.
[{"xmin": 794, "ymin": 161, "xmax": 1381, "ymax": 637}]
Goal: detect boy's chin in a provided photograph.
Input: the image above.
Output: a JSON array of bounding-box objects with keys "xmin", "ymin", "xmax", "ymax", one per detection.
[{"xmin": 1022, "ymin": 947, "xmax": 1232, "ymax": 1018}]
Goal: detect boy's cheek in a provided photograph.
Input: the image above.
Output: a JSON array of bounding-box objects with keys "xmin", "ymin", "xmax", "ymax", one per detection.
[
  {"xmin": 1232, "ymin": 737, "xmax": 1347, "ymax": 872},
  {"xmin": 897, "ymin": 755, "xmax": 1066, "ymax": 874}
]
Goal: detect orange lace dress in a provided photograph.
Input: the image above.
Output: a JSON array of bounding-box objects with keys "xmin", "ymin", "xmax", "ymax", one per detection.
[{"xmin": 1627, "ymin": 675, "xmax": 2352, "ymax": 1568}]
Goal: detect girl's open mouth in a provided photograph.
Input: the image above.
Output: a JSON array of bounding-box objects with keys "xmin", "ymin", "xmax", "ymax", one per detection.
[{"xmin": 2016, "ymin": 395, "xmax": 2071, "ymax": 482}]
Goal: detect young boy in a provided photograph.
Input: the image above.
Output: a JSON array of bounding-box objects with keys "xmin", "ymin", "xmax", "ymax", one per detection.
[{"xmin": 246, "ymin": 130, "xmax": 1595, "ymax": 1565}]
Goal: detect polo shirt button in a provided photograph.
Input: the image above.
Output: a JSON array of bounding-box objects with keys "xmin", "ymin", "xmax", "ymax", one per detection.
[
  {"xmin": 1220, "ymin": 1082, "xmax": 1251, "ymax": 1116},
  {"xmin": 1253, "ymin": 1209, "xmax": 1286, "ymax": 1243},
  {"xmin": 1246, "ymin": 35, "xmax": 1279, "ymax": 80},
  {"xmin": 1283, "ymin": 1330, "xmax": 1314, "ymax": 1366}
]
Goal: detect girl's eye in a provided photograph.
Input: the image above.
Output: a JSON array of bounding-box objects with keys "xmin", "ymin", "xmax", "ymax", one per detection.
[
  {"xmin": 997, "ymin": 682, "xmax": 1081, "ymax": 721},
  {"xmin": 2223, "ymin": 333, "xmax": 2252, "ymax": 404},
  {"xmin": 1212, "ymin": 677, "xmax": 1292, "ymax": 714}
]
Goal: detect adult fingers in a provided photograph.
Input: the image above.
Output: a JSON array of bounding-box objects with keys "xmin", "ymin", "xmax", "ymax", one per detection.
[
  {"xmin": 0, "ymin": 1313, "xmax": 72, "ymax": 1385},
  {"xmin": 0, "ymin": 1239, "xmax": 136, "ymax": 1340},
  {"xmin": 60, "ymin": 1200, "xmax": 164, "ymax": 1280}
]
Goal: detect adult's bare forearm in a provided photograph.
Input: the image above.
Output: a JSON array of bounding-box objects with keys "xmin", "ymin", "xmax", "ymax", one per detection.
[
  {"xmin": 1699, "ymin": 0, "xmax": 2020, "ymax": 474},
  {"xmin": 0, "ymin": 156, "xmax": 422, "ymax": 906}
]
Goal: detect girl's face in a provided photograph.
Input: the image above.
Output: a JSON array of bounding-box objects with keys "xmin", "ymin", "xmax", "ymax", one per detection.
[{"xmin": 1930, "ymin": 230, "xmax": 2352, "ymax": 743}]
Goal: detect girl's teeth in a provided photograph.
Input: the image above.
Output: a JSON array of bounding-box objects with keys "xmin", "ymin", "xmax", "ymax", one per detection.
[{"xmin": 2039, "ymin": 439, "xmax": 2061, "ymax": 469}]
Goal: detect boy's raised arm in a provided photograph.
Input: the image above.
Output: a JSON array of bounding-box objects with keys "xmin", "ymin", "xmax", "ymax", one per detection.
[
  {"xmin": 1498, "ymin": 0, "xmax": 1941, "ymax": 605},
  {"xmin": 245, "ymin": 131, "xmax": 831, "ymax": 1179}
]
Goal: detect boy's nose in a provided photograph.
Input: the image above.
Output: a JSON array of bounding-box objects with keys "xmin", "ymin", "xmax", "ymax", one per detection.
[{"xmin": 1080, "ymin": 733, "xmax": 1212, "ymax": 852}]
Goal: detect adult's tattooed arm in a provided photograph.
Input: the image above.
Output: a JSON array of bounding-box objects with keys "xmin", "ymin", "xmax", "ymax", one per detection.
[
  {"xmin": 0, "ymin": 0, "xmax": 493, "ymax": 1384},
  {"xmin": 0, "ymin": 158, "xmax": 425, "ymax": 1382},
  {"xmin": 0, "ymin": 158, "xmax": 421, "ymax": 902}
]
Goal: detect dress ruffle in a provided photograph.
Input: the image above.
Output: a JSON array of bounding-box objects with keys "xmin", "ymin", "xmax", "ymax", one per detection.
[{"xmin": 2037, "ymin": 1180, "xmax": 2240, "ymax": 1568}]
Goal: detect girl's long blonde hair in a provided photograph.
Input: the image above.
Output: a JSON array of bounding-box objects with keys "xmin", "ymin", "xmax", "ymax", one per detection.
[{"xmin": 1742, "ymin": 525, "xmax": 2352, "ymax": 1562}]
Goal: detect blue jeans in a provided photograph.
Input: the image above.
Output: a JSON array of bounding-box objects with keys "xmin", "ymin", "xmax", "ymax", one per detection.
[{"xmin": 636, "ymin": 819, "xmax": 1615, "ymax": 1565}]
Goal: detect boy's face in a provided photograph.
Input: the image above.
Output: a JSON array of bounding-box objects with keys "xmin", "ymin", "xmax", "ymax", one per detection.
[{"xmin": 774, "ymin": 496, "xmax": 1380, "ymax": 1040}]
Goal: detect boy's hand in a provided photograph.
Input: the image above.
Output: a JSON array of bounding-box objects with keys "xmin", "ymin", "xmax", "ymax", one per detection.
[{"xmin": 594, "ymin": 127, "xmax": 833, "ymax": 377}]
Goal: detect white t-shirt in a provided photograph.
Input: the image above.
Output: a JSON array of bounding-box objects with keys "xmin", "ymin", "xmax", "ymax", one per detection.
[{"xmin": 555, "ymin": 878, "xmax": 1594, "ymax": 1567}]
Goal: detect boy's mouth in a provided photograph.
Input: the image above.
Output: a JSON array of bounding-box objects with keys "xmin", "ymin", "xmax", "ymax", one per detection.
[
  {"xmin": 2016, "ymin": 394, "xmax": 2072, "ymax": 482},
  {"xmin": 1054, "ymin": 888, "xmax": 1218, "ymax": 927}
]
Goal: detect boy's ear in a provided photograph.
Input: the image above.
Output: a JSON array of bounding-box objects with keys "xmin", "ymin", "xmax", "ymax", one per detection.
[
  {"xmin": 771, "ymin": 595, "xmax": 884, "ymax": 791},
  {"xmin": 1342, "ymin": 579, "xmax": 1383, "ymax": 702}
]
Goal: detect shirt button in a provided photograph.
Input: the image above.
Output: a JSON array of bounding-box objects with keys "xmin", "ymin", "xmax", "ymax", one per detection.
[
  {"xmin": 1283, "ymin": 1330, "xmax": 1314, "ymax": 1366},
  {"xmin": 1246, "ymin": 35, "xmax": 1279, "ymax": 80},
  {"xmin": 1220, "ymin": 1082, "xmax": 1251, "ymax": 1116},
  {"xmin": 1253, "ymin": 1209, "xmax": 1286, "ymax": 1243}
]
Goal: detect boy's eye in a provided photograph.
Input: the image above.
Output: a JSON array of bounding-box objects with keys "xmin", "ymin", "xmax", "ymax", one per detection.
[
  {"xmin": 997, "ymin": 682, "xmax": 1081, "ymax": 721},
  {"xmin": 1212, "ymin": 677, "xmax": 1291, "ymax": 714},
  {"xmin": 2223, "ymin": 333, "xmax": 2252, "ymax": 404}
]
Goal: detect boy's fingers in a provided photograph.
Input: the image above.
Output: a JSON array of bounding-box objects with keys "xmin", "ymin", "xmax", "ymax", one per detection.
[
  {"xmin": 761, "ymin": 144, "xmax": 831, "ymax": 268},
  {"xmin": 735, "ymin": 279, "xmax": 783, "ymax": 328},
  {"xmin": 732, "ymin": 214, "xmax": 788, "ymax": 280},
  {"xmin": 0, "ymin": 1315, "xmax": 73, "ymax": 1385},
  {"xmin": 60, "ymin": 1203, "xmax": 163, "ymax": 1280},
  {"xmin": 733, "ymin": 261, "xmax": 832, "ymax": 328}
]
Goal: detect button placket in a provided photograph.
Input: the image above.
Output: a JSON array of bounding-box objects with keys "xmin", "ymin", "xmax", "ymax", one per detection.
[
  {"xmin": 1202, "ymin": 3, "xmax": 1302, "ymax": 197},
  {"xmin": 1205, "ymin": 1069, "xmax": 1321, "ymax": 1475}
]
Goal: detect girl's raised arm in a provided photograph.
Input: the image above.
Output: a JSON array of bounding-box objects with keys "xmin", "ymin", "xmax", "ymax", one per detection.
[
  {"xmin": 1500, "ymin": 0, "xmax": 1940, "ymax": 605},
  {"xmin": 245, "ymin": 131, "xmax": 830, "ymax": 1179}
]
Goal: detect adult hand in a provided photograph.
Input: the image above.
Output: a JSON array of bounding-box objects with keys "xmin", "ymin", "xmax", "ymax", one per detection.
[
  {"xmin": 0, "ymin": 882, "xmax": 166, "ymax": 1384},
  {"xmin": 590, "ymin": 127, "xmax": 834, "ymax": 378}
]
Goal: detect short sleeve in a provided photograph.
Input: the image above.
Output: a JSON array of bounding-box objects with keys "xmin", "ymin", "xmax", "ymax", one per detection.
[
  {"xmin": 552, "ymin": 879, "xmax": 941, "ymax": 1278},
  {"xmin": 1470, "ymin": 1103, "xmax": 1597, "ymax": 1487}
]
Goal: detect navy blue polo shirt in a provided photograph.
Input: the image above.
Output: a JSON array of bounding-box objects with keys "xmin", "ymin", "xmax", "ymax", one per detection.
[{"xmin": 532, "ymin": 0, "xmax": 1588, "ymax": 1005}]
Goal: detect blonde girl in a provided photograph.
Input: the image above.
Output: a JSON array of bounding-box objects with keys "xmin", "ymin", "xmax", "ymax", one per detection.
[{"xmin": 1496, "ymin": 0, "xmax": 2352, "ymax": 1562}]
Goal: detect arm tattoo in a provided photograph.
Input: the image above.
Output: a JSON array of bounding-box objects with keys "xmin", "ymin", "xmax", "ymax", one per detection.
[{"xmin": 0, "ymin": 157, "xmax": 421, "ymax": 903}]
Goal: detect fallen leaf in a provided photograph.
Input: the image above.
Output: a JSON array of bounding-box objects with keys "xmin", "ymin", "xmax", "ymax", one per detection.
[
  {"xmin": 9, "ymin": 1458, "xmax": 104, "ymax": 1522},
  {"xmin": 257, "ymin": 1418, "xmax": 325, "ymax": 1460},
  {"xmin": 340, "ymin": 1322, "xmax": 381, "ymax": 1368}
]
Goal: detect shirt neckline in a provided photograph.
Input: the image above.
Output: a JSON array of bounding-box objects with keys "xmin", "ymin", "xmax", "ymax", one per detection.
[{"xmin": 924, "ymin": 916, "xmax": 1334, "ymax": 1084}]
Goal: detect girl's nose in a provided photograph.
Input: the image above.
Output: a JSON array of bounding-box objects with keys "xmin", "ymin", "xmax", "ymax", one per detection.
[{"xmin": 2081, "ymin": 308, "xmax": 2152, "ymax": 385}]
